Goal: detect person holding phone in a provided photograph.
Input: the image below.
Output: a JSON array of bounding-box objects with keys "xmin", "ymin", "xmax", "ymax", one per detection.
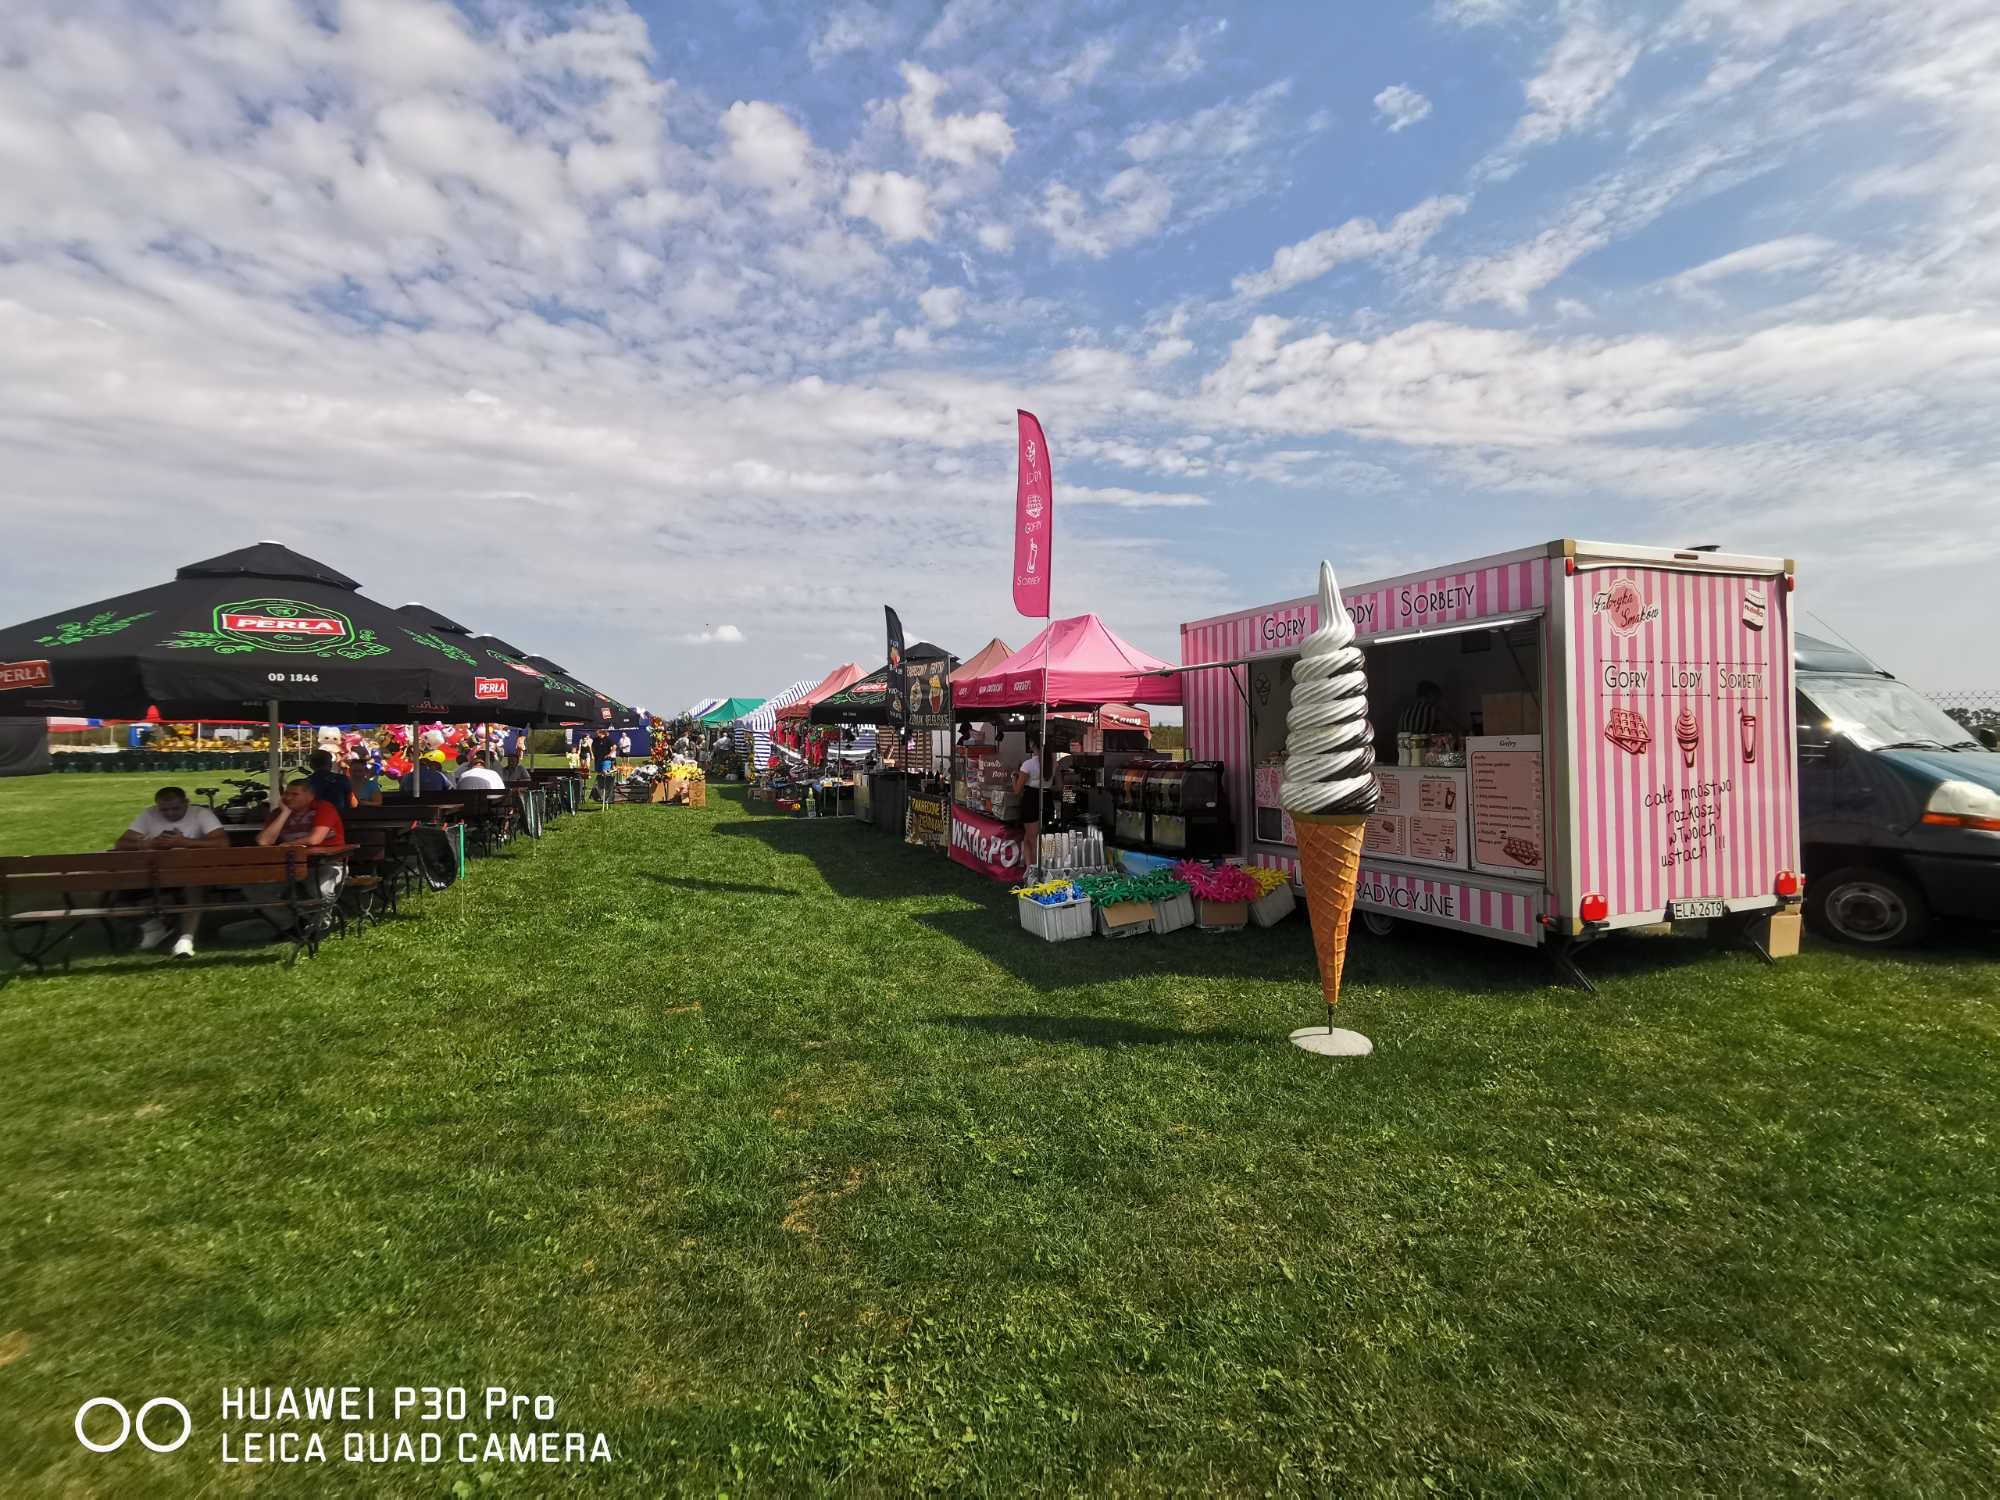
[{"xmin": 116, "ymin": 786, "xmax": 228, "ymax": 956}]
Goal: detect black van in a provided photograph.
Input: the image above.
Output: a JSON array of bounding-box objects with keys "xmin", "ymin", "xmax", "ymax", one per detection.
[{"xmin": 1796, "ymin": 634, "xmax": 2000, "ymax": 944}]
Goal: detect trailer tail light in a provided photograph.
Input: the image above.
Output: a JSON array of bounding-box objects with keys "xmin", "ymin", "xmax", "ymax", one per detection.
[
  {"xmin": 1784, "ymin": 575, "xmax": 1795, "ymax": 592},
  {"xmin": 1564, "ymin": 557, "xmax": 1577, "ymax": 576},
  {"xmin": 1774, "ymin": 870, "xmax": 1801, "ymax": 899},
  {"xmin": 1580, "ymin": 893, "xmax": 1608, "ymax": 924}
]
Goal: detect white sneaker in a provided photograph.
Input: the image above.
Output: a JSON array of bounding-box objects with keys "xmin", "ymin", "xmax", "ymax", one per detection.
[
  {"xmin": 137, "ymin": 919, "xmax": 170, "ymax": 951},
  {"xmin": 170, "ymin": 934, "xmax": 196, "ymax": 958}
]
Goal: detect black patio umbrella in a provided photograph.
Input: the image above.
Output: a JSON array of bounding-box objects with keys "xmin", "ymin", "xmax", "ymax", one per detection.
[
  {"xmin": 810, "ymin": 642, "xmax": 955, "ymax": 726},
  {"xmin": 396, "ymin": 606, "xmax": 587, "ymax": 726},
  {"xmin": 0, "ymin": 542, "xmax": 549, "ymax": 788},
  {"xmin": 524, "ymin": 655, "xmax": 631, "ymax": 726}
]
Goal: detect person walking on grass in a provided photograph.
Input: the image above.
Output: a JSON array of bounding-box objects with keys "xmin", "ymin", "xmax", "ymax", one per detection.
[{"xmin": 590, "ymin": 727, "xmax": 617, "ymax": 805}]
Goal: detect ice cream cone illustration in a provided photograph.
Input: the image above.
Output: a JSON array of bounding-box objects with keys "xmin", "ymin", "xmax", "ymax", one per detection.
[
  {"xmin": 1281, "ymin": 560, "xmax": 1380, "ymax": 1055},
  {"xmin": 1675, "ymin": 707, "xmax": 1700, "ymax": 769}
]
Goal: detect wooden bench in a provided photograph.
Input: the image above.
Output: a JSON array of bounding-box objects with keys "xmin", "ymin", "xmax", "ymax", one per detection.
[{"xmin": 1, "ymin": 845, "xmax": 349, "ymax": 972}]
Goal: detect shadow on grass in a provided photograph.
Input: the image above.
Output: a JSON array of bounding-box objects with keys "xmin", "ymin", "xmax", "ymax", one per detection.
[
  {"xmin": 709, "ymin": 814, "xmax": 958, "ymax": 902},
  {"xmin": 635, "ymin": 871, "xmax": 799, "ymax": 898},
  {"xmin": 932, "ymin": 1013, "xmax": 1265, "ymax": 1048},
  {"xmin": 3, "ymin": 948, "xmax": 295, "ymax": 983}
]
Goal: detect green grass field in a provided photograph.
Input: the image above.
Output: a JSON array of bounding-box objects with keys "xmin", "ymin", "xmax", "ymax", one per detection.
[{"xmin": 2, "ymin": 772, "xmax": 1996, "ymax": 1496}]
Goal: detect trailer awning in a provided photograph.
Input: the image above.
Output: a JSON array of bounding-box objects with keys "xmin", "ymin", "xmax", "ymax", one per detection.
[{"xmin": 1168, "ymin": 608, "xmax": 1545, "ymax": 675}]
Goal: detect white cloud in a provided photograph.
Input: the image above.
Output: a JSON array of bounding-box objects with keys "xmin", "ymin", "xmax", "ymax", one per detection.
[
  {"xmin": 1200, "ymin": 311, "xmax": 2000, "ymax": 447},
  {"xmin": 718, "ymin": 99, "xmax": 825, "ymax": 214},
  {"xmin": 1148, "ymin": 336, "xmax": 1196, "ymax": 365},
  {"xmin": 810, "ymin": 5, "xmax": 896, "ymax": 66},
  {"xmin": 1037, "ymin": 170, "xmax": 1173, "ymax": 259},
  {"xmin": 893, "ymin": 63, "xmax": 1014, "ymax": 167},
  {"xmin": 681, "ymin": 624, "xmax": 746, "ymax": 644},
  {"xmin": 975, "ymin": 223, "xmax": 1014, "ymax": 253},
  {"xmin": 1483, "ymin": 9, "xmax": 1641, "ymax": 176},
  {"xmin": 1666, "ymin": 236, "xmax": 1837, "ymax": 299},
  {"xmin": 1067, "ymin": 486, "xmax": 1211, "ymax": 509},
  {"xmin": 918, "ymin": 287, "xmax": 966, "ymax": 327},
  {"xmin": 1155, "ymin": 21, "xmax": 1221, "ymax": 82},
  {"xmin": 1123, "ymin": 82, "xmax": 1291, "ymax": 162},
  {"xmin": 842, "ymin": 170, "xmax": 934, "ymax": 241},
  {"xmin": 1434, "ymin": 0, "xmax": 1518, "ymax": 26},
  {"xmin": 1045, "ymin": 36, "xmax": 1117, "ymax": 101},
  {"xmin": 1234, "ymin": 195, "xmax": 1468, "ymax": 298},
  {"xmin": 921, "ymin": 0, "xmax": 1000, "ymax": 53},
  {"xmin": 770, "ymin": 226, "xmax": 886, "ymax": 288},
  {"xmin": 1373, "ymin": 84, "xmax": 1433, "ymax": 133},
  {"xmin": 1444, "ymin": 148, "xmax": 1753, "ymax": 312}
]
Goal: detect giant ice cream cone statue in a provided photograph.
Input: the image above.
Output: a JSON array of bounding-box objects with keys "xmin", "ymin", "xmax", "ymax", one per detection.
[{"xmin": 1282, "ymin": 561, "xmax": 1381, "ymax": 1057}]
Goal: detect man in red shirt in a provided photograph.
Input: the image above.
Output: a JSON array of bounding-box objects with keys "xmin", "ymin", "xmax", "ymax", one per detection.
[{"xmin": 252, "ymin": 778, "xmax": 348, "ymax": 931}]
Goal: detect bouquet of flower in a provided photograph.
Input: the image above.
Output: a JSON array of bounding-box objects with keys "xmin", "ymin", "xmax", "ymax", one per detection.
[
  {"xmin": 1011, "ymin": 878, "xmax": 1082, "ymax": 906},
  {"xmin": 1172, "ymin": 860, "xmax": 1263, "ymax": 903},
  {"xmin": 1075, "ymin": 869, "xmax": 1189, "ymax": 906},
  {"xmin": 1244, "ymin": 864, "xmax": 1291, "ymax": 896}
]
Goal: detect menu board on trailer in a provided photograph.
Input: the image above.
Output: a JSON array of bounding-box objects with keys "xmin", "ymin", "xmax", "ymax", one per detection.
[
  {"xmin": 1468, "ymin": 734, "xmax": 1545, "ymax": 878},
  {"xmin": 1368, "ymin": 766, "xmax": 1468, "ymax": 871}
]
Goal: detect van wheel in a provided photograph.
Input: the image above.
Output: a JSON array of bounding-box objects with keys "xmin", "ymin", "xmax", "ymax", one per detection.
[
  {"xmin": 1807, "ymin": 867, "xmax": 1931, "ymax": 947},
  {"xmin": 1360, "ymin": 911, "xmax": 1397, "ymax": 938}
]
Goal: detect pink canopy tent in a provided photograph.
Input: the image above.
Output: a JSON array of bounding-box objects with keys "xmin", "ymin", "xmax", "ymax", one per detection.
[
  {"xmin": 946, "ymin": 637, "xmax": 1014, "ymax": 686},
  {"xmin": 775, "ymin": 662, "xmax": 865, "ymax": 723},
  {"xmin": 952, "ymin": 615, "xmax": 1181, "ymax": 710},
  {"xmin": 1054, "ymin": 702, "xmax": 1151, "ymax": 731}
]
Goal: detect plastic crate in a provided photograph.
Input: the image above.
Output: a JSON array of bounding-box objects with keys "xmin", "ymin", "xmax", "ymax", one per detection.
[
  {"xmin": 1096, "ymin": 900, "xmax": 1155, "ymax": 939},
  {"xmin": 1018, "ymin": 894, "xmax": 1093, "ymax": 943},
  {"xmin": 1152, "ymin": 891, "xmax": 1194, "ymax": 934},
  {"xmin": 1250, "ymin": 882, "xmax": 1298, "ymax": 927},
  {"xmin": 1196, "ymin": 898, "xmax": 1249, "ymax": 931}
]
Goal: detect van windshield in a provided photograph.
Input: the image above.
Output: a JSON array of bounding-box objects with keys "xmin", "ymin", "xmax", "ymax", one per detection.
[{"xmin": 1799, "ymin": 676, "xmax": 1981, "ymax": 752}]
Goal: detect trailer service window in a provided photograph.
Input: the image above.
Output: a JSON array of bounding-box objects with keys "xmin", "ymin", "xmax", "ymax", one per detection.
[{"xmin": 1246, "ymin": 617, "xmax": 1543, "ymax": 847}]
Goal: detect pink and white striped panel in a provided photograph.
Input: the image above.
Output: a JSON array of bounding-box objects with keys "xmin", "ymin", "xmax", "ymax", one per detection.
[
  {"xmin": 1569, "ymin": 566, "xmax": 1798, "ymax": 921},
  {"xmin": 1345, "ymin": 557, "xmax": 1549, "ymax": 640},
  {"xmin": 1248, "ymin": 850, "xmax": 1539, "ymax": 944}
]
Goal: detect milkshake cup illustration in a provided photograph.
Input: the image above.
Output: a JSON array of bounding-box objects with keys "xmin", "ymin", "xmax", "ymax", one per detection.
[
  {"xmin": 1675, "ymin": 708, "xmax": 1700, "ymax": 769},
  {"xmin": 1739, "ymin": 707, "xmax": 1758, "ymax": 764}
]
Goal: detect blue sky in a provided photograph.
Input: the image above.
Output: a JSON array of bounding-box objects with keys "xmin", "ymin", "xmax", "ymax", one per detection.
[{"xmin": 1, "ymin": 0, "xmax": 1996, "ymax": 710}]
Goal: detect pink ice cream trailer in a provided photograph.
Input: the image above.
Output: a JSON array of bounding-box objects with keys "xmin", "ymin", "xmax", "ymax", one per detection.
[{"xmin": 1180, "ymin": 540, "xmax": 1804, "ymax": 967}]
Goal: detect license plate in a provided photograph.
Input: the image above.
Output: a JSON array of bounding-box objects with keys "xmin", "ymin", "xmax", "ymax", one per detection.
[{"xmin": 1670, "ymin": 899, "xmax": 1726, "ymax": 921}]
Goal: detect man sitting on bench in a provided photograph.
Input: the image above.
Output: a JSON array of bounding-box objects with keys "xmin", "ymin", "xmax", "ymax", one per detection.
[
  {"xmin": 116, "ymin": 786, "xmax": 227, "ymax": 957},
  {"xmin": 252, "ymin": 778, "xmax": 347, "ymax": 931}
]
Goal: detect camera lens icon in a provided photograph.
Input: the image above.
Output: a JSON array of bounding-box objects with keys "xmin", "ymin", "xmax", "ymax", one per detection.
[{"xmin": 75, "ymin": 1396, "xmax": 191, "ymax": 1453}]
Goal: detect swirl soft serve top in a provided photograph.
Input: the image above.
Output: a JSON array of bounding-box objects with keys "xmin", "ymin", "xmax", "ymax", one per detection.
[{"xmin": 1279, "ymin": 561, "xmax": 1381, "ymax": 816}]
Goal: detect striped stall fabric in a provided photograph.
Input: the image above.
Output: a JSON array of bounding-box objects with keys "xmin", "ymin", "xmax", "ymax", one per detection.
[{"xmin": 734, "ymin": 680, "xmax": 815, "ymax": 771}]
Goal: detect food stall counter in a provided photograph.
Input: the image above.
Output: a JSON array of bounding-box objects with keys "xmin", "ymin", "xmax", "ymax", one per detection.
[{"xmin": 949, "ymin": 805, "xmax": 1027, "ymax": 883}]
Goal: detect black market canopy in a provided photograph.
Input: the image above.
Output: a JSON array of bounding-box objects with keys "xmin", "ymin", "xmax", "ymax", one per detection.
[
  {"xmin": 809, "ymin": 641, "xmax": 955, "ymax": 726},
  {"xmin": 0, "ymin": 542, "xmax": 590, "ymax": 725}
]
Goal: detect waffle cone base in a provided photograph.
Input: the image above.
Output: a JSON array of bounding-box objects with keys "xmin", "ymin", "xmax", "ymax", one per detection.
[{"xmin": 1293, "ymin": 811, "xmax": 1370, "ymax": 1010}]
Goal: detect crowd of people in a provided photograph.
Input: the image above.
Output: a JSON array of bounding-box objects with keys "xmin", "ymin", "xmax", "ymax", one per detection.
[{"xmin": 113, "ymin": 738, "xmax": 540, "ymax": 959}]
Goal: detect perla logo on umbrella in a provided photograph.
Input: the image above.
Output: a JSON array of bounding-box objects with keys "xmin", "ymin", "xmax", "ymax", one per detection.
[{"xmin": 216, "ymin": 599, "xmax": 355, "ymax": 652}]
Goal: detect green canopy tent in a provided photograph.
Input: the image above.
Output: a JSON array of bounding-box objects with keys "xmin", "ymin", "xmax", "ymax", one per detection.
[{"xmin": 699, "ymin": 696, "xmax": 765, "ymax": 726}]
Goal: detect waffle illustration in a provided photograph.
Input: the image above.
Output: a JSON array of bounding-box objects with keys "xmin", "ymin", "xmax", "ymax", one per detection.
[
  {"xmin": 1502, "ymin": 837, "xmax": 1541, "ymax": 867},
  {"xmin": 1604, "ymin": 708, "xmax": 1651, "ymax": 756}
]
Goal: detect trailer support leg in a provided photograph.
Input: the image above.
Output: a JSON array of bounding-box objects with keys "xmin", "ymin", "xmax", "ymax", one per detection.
[{"xmin": 1547, "ymin": 938, "xmax": 1598, "ymax": 995}]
